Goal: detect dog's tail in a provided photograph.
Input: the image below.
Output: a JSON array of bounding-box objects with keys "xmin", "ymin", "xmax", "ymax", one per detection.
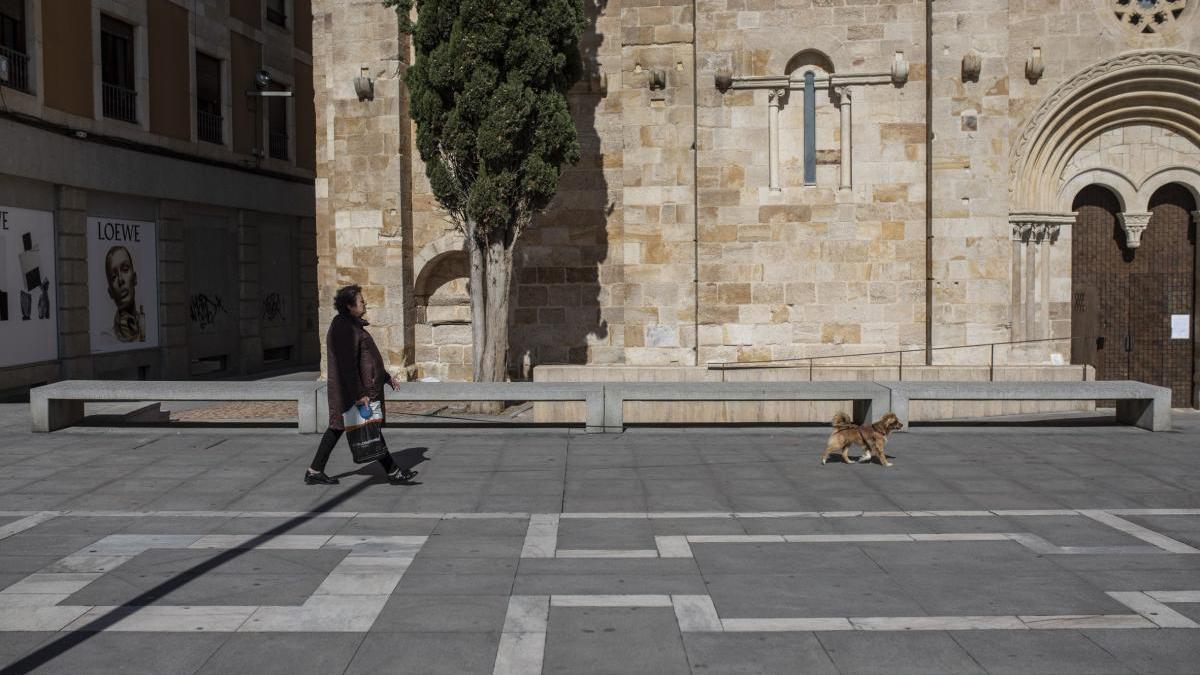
[{"xmin": 831, "ymin": 412, "xmax": 854, "ymax": 428}]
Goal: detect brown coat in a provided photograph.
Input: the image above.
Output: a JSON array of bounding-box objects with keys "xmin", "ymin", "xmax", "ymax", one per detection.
[{"xmin": 326, "ymin": 312, "xmax": 390, "ymax": 429}]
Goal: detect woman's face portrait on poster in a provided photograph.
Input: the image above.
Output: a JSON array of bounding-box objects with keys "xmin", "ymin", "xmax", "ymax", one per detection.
[{"xmin": 105, "ymin": 245, "xmax": 137, "ymax": 311}]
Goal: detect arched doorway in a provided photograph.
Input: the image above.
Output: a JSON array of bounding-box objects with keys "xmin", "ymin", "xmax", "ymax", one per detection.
[{"xmin": 1071, "ymin": 184, "xmax": 1196, "ymax": 406}]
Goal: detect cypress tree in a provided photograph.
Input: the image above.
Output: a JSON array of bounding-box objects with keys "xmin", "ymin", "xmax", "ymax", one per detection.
[{"xmin": 386, "ymin": 0, "xmax": 585, "ymax": 382}]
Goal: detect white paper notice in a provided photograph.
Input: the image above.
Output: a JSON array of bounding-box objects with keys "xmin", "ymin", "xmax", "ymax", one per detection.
[{"xmin": 1171, "ymin": 315, "xmax": 1190, "ymax": 340}]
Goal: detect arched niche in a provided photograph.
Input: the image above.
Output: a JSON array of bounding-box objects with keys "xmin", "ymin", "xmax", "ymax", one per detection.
[
  {"xmin": 413, "ymin": 250, "xmax": 473, "ymax": 381},
  {"xmin": 784, "ymin": 49, "xmax": 835, "ymax": 77}
]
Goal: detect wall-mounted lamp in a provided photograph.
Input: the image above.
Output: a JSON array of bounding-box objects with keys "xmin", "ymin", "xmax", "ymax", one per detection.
[
  {"xmin": 354, "ymin": 66, "xmax": 375, "ymax": 101},
  {"xmin": 1025, "ymin": 47, "xmax": 1044, "ymax": 84},
  {"xmin": 961, "ymin": 50, "xmax": 981, "ymax": 83},
  {"xmin": 245, "ymin": 70, "xmax": 292, "ymax": 98}
]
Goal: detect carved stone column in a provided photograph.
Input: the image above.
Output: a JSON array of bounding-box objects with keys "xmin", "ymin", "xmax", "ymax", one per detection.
[
  {"xmin": 1008, "ymin": 213, "xmax": 1071, "ymax": 344},
  {"xmin": 767, "ymin": 88, "xmax": 786, "ymax": 191},
  {"xmin": 835, "ymin": 86, "xmax": 852, "ymax": 190},
  {"xmin": 1011, "ymin": 221, "xmax": 1025, "ymax": 340},
  {"xmin": 1117, "ymin": 212, "xmax": 1152, "ymax": 249}
]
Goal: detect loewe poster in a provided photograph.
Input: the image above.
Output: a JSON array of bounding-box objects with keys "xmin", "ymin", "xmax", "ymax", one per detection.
[
  {"xmin": 88, "ymin": 217, "xmax": 159, "ymax": 353},
  {"xmin": 0, "ymin": 206, "xmax": 58, "ymax": 367}
]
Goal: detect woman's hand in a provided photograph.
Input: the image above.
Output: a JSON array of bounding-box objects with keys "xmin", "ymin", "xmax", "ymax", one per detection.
[{"xmin": 356, "ymin": 396, "xmax": 370, "ymax": 406}]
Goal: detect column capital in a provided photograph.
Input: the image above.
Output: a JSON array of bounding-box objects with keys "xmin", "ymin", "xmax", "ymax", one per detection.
[
  {"xmin": 1008, "ymin": 212, "xmax": 1073, "ymax": 243},
  {"xmin": 768, "ymin": 88, "xmax": 788, "ymax": 105},
  {"xmin": 832, "ymin": 85, "xmax": 851, "ymax": 105},
  {"xmin": 1117, "ymin": 211, "xmax": 1152, "ymax": 249}
]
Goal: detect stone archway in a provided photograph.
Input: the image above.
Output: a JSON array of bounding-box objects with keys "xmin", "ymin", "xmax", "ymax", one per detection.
[
  {"xmin": 1009, "ymin": 50, "xmax": 1200, "ymax": 369},
  {"xmin": 1011, "ymin": 50, "xmax": 1200, "ymax": 214},
  {"xmin": 1071, "ymin": 183, "xmax": 1196, "ymax": 406}
]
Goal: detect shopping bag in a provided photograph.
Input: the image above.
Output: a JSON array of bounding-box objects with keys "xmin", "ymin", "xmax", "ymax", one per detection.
[{"xmin": 343, "ymin": 400, "xmax": 388, "ymax": 464}]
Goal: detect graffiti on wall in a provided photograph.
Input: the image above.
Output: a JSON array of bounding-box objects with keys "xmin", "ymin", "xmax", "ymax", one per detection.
[
  {"xmin": 261, "ymin": 292, "xmax": 286, "ymax": 322},
  {"xmin": 188, "ymin": 293, "xmax": 229, "ymax": 331}
]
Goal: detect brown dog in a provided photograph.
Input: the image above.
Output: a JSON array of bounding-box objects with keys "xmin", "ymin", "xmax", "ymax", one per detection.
[{"xmin": 819, "ymin": 411, "xmax": 903, "ymax": 467}]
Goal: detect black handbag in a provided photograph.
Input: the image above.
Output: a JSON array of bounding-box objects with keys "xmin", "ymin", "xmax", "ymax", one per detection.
[{"xmin": 343, "ymin": 401, "xmax": 388, "ymax": 464}]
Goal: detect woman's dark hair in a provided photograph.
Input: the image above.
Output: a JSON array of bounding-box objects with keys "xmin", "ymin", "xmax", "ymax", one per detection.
[{"xmin": 333, "ymin": 284, "xmax": 362, "ymax": 314}]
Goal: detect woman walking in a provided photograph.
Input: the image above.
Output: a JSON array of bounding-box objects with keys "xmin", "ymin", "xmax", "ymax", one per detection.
[{"xmin": 305, "ymin": 284, "xmax": 417, "ymax": 485}]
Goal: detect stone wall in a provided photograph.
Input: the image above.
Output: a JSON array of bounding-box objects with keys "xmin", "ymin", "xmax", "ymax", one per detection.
[
  {"xmin": 312, "ymin": 0, "xmax": 412, "ymax": 379},
  {"xmin": 695, "ymin": 0, "xmax": 927, "ymax": 368},
  {"xmin": 316, "ymin": 1, "xmax": 1200, "ymax": 393}
]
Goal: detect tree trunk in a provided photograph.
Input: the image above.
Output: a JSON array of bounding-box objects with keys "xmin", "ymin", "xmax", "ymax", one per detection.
[
  {"xmin": 466, "ymin": 222, "xmax": 487, "ymax": 383},
  {"xmin": 480, "ymin": 239, "xmax": 513, "ymax": 384}
]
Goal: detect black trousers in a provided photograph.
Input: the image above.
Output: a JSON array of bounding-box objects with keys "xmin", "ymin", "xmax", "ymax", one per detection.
[{"xmin": 309, "ymin": 427, "xmax": 397, "ymax": 474}]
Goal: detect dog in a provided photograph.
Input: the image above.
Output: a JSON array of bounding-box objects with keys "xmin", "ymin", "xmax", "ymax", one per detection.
[{"xmin": 819, "ymin": 411, "xmax": 903, "ymax": 467}]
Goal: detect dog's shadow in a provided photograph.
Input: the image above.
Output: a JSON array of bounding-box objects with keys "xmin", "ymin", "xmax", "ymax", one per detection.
[
  {"xmin": 827, "ymin": 453, "xmax": 898, "ymax": 465},
  {"xmin": 332, "ymin": 446, "xmax": 431, "ymax": 483}
]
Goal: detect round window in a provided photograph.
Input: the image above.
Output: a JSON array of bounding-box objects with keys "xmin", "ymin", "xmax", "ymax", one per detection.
[{"xmin": 1112, "ymin": 0, "xmax": 1186, "ymax": 34}]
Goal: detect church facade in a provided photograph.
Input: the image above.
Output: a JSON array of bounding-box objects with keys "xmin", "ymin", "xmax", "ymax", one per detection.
[{"xmin": 312, "ymin": 0, "xmax": 1199, "ymax": 408}]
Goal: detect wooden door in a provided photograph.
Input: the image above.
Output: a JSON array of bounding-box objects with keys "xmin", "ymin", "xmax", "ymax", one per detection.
[{"xmin": 1071, "ymin": 183, "xmax": 1196, "ymax": 407}]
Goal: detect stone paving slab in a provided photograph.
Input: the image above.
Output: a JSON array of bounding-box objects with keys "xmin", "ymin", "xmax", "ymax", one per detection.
[
  {"xmin": 543, "ymin": 607, "xmax": 690, "ymax": 675},
  {"xmin": 814, "ymin": 631, "xmax": 988, "ymax": 675},
  {"xmin": 1, "ymin": 404, "xmax": 1200, "ymax": 672},
  {"xmin": 950, "ymin": 630, "xmax": 1137, "ymax": 674}
]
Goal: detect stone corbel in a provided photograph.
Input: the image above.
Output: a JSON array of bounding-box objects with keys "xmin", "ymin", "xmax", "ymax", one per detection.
[{"xmin": 1117, "ymin": 212, "xmax": 1152, "ymax": 249}]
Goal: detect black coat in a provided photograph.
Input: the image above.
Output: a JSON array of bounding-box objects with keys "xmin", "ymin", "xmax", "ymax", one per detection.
[{"xmin": 326, "ymin": 313, "xmax": 389, "ymax": 429}]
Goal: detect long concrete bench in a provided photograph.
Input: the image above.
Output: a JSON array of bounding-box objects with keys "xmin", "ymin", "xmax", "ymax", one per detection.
[
  {"xmin": 316, "ymin": 382, "xmax": 606, "ymax": 433},
  {"xmin": 601, "ymin": 381, "xmax": 891, "ymax": 432},
  {"xmin": 879, "ymin": 380, "xmax": 1172, "ymax": 431},
  {"xmin": 30, "ymin": 380, "xmax": 322, "ymax": 433}
]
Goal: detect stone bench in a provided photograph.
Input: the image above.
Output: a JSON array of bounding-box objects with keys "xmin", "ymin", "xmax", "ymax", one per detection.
[
  {"xmin": 316, "ymin": 382, "xmax": 606, "ymax": 433},
  {"xmin": 602, "ymin": 381, "xmax": 891, "ymax": 433},
  {"xmin": 30, "ymin": 380, "xmax": 323, "ymax": 433},
  {"xmin": 879, "ymin": 380, "xmax": 1172, "ymax": 431}
]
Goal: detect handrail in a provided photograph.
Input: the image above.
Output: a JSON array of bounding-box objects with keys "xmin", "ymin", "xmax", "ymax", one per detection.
[{"xmin": 708, "ymin": 335, "xmax": 1093, "ymax": 382}]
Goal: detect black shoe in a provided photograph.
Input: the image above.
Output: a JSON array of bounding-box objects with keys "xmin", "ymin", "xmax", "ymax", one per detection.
[
  {"xmin": 305, "ymin": 470, "xmax": 339, "ymax": 485},
  {"xmin": 388, "ymin": 468, "xmax": 418, "ymax": 482}
]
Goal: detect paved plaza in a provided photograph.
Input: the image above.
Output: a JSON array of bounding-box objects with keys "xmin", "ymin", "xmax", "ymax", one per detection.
[{"xmin": 0, "ymin": 405, "xmax": 1199, "ymax": 674}]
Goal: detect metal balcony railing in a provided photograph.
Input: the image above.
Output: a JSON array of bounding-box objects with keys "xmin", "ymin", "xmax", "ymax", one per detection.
[
  {"xmin": 102, "ymin": 82, "xmax": 137, "ymax": 123},
  {"xmin": 268, "ymin": 130, "xmax": 289, "ymax": 160},
  {"xmin": 0, "ymin": 45, "xmax": 30, "ymax": 92},
  {"xmin": 197, "ymin": 109, "xmax": 222, "ymax": 144}
]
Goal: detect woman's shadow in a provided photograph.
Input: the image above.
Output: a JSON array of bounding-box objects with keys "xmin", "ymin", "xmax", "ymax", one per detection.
[{"xmin": 331, "ymin": 446, "xmax": 430, "ymax": 484}]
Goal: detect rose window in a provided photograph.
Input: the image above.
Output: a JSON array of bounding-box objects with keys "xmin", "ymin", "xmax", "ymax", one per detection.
[{"xmin": 1113, "ymin": 0, "xmax": 1186, "ymax": 34}]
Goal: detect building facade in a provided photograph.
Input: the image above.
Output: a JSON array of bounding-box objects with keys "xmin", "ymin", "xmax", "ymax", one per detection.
[
  {"xmin": 0, "ymin": 0, "xmax": 318, "ymax": 395},
  {"xmin": 314, "ymin": 0, "xmax": 1199, "ymax": 408}
]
